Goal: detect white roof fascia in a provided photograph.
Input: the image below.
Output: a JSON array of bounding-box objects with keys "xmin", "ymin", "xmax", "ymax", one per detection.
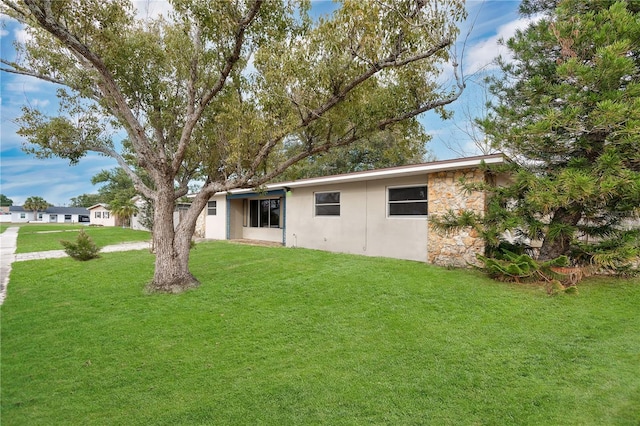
[
  {"xmin": 277, "ymin": 154, "xmax": 505, "ymax": 189},
  {"xmin": 212, "ymin": 154, "xmax": 505, "ymax": 196}
]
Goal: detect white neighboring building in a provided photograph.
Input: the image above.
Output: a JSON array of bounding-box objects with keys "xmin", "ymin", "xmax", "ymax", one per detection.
[
  {"xmin": 9, "ymin": 206, "xmax": 90, "ymax": 223},
  {"xmin": 87, "ymin": 204, "xmax": 116, "ymax": 226}
]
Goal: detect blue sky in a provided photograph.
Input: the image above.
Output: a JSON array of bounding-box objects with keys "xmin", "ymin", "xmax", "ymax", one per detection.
[{"xmin": 0, "ymin": 1, "xmax": 528, "ymax": 206}]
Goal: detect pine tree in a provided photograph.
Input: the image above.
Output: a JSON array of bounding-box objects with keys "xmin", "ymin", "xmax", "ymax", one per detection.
[{"xmin": 449, "ymin": 0, "xmax": 640, "ymax": 270}]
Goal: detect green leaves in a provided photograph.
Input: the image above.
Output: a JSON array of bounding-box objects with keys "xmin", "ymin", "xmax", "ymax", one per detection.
[{"xmin": 475, "ymin": 1, "xmax": 640, "ymax": 266}]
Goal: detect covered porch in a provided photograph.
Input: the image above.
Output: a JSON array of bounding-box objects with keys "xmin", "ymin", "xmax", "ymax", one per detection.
[{"xmin": 226, "ymin": 189, "xmax": 286, "ymax": 245}]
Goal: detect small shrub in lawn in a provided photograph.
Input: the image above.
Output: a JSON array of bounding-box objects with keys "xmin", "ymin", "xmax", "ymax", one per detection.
[{"xmin": 60, "ymin": 229, "xmax": 101, "ymax": 261}]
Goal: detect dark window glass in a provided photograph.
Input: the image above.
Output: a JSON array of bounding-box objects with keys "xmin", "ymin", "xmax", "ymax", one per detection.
[
  {"xmin": 389, "ymin": 202, "xmax": 428, "ymax": 216},
  {"xmin": 315, "ymin": 192, "xmax": 340, "ymax": 204},
  {"xmin": 389, "ymin": 186, "xmax": 427, "ymax": 201},
  {"xmin": 260, "ymin": 200, "xmax": 270, "ymax": 228},
  {"xmin": 247, "ymin": 198, "xmax": 281, "ymax": 228},
  {"xmin": 315, "ymin": 192, "xmax": 340, "ymax": 216},
  {"xmin": 270, "ymin": 199, "xmax": 280, "ymax": 228},
  {"xmin": 316, "ymin": 205, "xmax": 340, "ymax": 216},
  {"xmin": 250, "ymin": 199, "xmax": 259, "ymax": 227},
  {"xmin": 207, "ymin": 201, "xmax": 217, "ymax": 215},
  {"xmin": 389, "ymin": 186, "xmax": 428, "ymax": 216}
]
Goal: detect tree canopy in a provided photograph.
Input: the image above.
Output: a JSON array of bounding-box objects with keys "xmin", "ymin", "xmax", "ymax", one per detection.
[
  {"xmin": 23, "ymin": 196, "xmax": 51, "ymax": 219},
  {"xmin": 0, "ymin": 194, "xmax": 14, "ymax": 207},
  {"xmin": 1, "ymin": 0, "xmax": 466, "ymax": 292},
  {"xmin": 438, "ymin": 0, "xmax": 640, "ymax": 271}
]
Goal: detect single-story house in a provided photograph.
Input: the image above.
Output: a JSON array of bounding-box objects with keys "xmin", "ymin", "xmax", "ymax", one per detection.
[
  {"xmin": 9, "ymin": 206, "xmax": 90, "ymax": 223},
  {"xmin": 87, "ymin": 203, "xmax": 117, "ymax": 226},
  {"xmin": 0, "ymin": 206, "xmax": 11, "ymax": 223},
  {"xmin": 201, "ymin": 154, "xmax": 508, "ymax": 267},
  {"xmin": 93, "ymin": 198, "xmax": 189, "ymax": 230}
]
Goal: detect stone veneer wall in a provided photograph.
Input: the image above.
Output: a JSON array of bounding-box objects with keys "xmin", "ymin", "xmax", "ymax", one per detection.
[
  {"xmin": 194, "ymin": 208, "xmax": 206, "ymax": 238},
  {"xmin": 427, "ymin": 168, "xmax": 486, "ymax": 267}
]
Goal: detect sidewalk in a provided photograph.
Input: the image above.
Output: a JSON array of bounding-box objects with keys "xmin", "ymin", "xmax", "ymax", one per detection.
[
  {"xmin": 0, "ymin": 227, "xmax": 19, "ymax": 305},
  {"xmin": 0, "ymin": 226, "xmax": 151, "ymax": 305}
]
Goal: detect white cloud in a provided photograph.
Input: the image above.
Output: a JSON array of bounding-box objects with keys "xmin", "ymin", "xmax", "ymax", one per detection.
[
  {"xmin": 1, "ymin": 153, "xmax": 118, "ymax": 206},
  {"xmin": 132, "ymin": 0, "xmax": 174, "ymax": 20},
  {"xmin": 463, "ymin": 14, "xmax": 543, "ymax": 76}
]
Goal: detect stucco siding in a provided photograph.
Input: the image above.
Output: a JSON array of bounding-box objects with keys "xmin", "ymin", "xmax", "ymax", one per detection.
[
  {"xmin": 204, "ymin": 194, "xmax": 227, "ymax": 240},
  {"xmin": 286, "ymin": 176, "xmax": 428, "ymax": 262}
]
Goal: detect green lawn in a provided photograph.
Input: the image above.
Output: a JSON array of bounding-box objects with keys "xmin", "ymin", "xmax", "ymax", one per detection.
[
  {"xmin": 2, "ymin": 241, "xmax": 639, "ymax": 425},
  {"xmin": 13, "ymin": 223, "xmax": 151, "ymax": 253}
]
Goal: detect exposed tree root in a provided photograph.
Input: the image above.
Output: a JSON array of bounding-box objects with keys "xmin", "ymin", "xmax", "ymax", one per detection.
[{"xmin": 145, "ymin": 274, "xmax": 201, "ymax": 294}]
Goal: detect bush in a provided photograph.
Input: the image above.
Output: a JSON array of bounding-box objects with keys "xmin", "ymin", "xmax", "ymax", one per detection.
[
  {"xmin": 476, "ymin": 250, "xmax": 569, "ymax": 284},
  {"xmin": 60, "ymin": 230, "xmax": 101, "ymax": 261}
]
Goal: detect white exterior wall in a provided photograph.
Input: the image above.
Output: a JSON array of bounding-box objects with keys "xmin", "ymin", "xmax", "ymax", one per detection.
[
  {"xmin": 285, "ymin": 175, "xmax": 428, "ymax": 262},
  {"xmin": 204, "ymin": 194, "xmax": 228, "ymax": 240},
  {"xmin": 89, "ymin": 206, "xmax": 116, "ymax": 226},
  {"xmin": 11, "ymin": 212, "xmax": 33, "ymax": 223},
  {"xmin": 242, "ymin": 226, "xmax": 283, "ymax": 243}
]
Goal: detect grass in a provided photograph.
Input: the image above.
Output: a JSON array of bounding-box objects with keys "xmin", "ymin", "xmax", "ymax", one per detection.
[
  {"xmin": 1, "ymin": 241, "xmax": 639, "ymax": 425},
  {"xmin": 13, "ymin": 223, "xmax": 151, "ymax": 253}
]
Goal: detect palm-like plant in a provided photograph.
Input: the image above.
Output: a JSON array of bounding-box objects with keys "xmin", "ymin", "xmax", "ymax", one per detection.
[
  {"xmin": 23, "ymin": 196, "xmax": 50, "ymax": 221},
  {"xmin": 109, "ymin": 199, "xmax": 138, "ymax": 228}
]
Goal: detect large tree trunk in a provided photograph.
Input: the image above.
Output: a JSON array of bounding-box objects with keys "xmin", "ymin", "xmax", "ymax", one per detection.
[
  {"xmin": 538, "ymin": 207, "xmax": 582, "ymax": 261},
  {"xmin": 146, "ymin": 188, "xmax": 200, "ymax": 293}
]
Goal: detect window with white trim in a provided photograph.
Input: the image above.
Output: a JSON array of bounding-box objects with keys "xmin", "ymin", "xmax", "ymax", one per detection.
[
  {"xmin": 104, "ymin": 212, "xmax": 110, "ymax": 219},
  {"xmin": 388, "ymin": 185, "xmax": 427, "ymax": 216},
  {"xmin": 315, "ymin": 192, "xmax": 340, "ymax": 216},
  {"xmin": 95, "ymin": 212, "xmax": 102, "ymax": 218},
  {"xmin": 247, "ymin": 198, "xmax": 281, "ymax": 228},
  {"xmin": 207, "ymin": 201, "xmax": 217, "ymax": 215}
]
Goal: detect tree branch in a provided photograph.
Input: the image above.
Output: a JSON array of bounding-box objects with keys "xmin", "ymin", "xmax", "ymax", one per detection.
[
  {"xmin": 91, "ymin": 145, "xmax": 155, "ymax": 200},
  {"xmin": 247, "ymin": 37, "xmax": 454, "ymax": 179},
  {"xmin": 172, "ymin": 0, "xmax": 264, "ymax": 175},
  {"xmin": 0, "ymin": 59, "xmax": 101, "ymax": 100},
  {"xmin": 21, "ymin": 0, "xmax": 161, "ymax": 177}
]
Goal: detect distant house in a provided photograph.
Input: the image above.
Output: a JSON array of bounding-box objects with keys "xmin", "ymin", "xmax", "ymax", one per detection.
[
  {"xmin": 90, "ymin": 198, "xmax": 188, "ymax": 230},
  {"xmin": 9, "ymin": 206, "xmax": 90, "ymax": 224},
  {"xmin": 87, "ymin": 203, "xmax": 117, "ymax": 226},
  {"xmin": 201, "ymin": 154, "xmax": 508, "ymax": 267},
  {"xmin": 0, "ymin": 206, "xmax": 11, "ymax": 223}
]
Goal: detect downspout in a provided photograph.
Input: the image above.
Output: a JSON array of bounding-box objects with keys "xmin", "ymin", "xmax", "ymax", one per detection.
[
  {"xmin": 282, "ymin": 193, "xmax": 287, "ymax": 246},
  {"xmin": 226, "ymin": 197, "xmax": 231, "ymax": 240}
]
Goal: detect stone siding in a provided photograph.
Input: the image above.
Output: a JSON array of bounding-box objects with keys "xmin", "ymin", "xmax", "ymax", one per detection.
[
  {"xmin": 427, "ymin": 169, "xmax": 486, "ymax": 267},
  {"xmin": 194, "ymin": 208, "xmax": 206, "ymax": 238}
]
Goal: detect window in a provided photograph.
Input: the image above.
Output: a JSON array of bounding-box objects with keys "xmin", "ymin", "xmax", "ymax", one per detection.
[
  {"xmin": 104, "ymin": 212, "xmax": 110, "ymax": 219},
  {"xmin": 38, "ymin": 213, "xmax": 43, "ymax": 220},
  {"xmin": 247, "ymin": 198, "xmax": 280, "ymax": 228},
  {"xmin": 388, "ymin": 185, "xmax": 428, "ymax": 216},
  {"xmin": 95, "ymin": 212, "xmax": 102, "ymax": 218},
  {"xmin": 20, "ymin": 213, "xmax": 25, "ymax": 219},
  {"xmin": 207, "ymin": 201, "xmax": 217, "ymax": 215},
  {"xmin": 315, "ymin": 192, "xmax": 340, "ymax": 216},
  {"xmin": 64, "ymin": 215, "xmax": 72, "ymax": 221}
]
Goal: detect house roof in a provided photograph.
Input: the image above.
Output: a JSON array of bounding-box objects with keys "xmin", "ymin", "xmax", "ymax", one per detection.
[
  {"xmin": 87, "ymin": 203, "xmax": 109, "ymax": 210},
  {"xmin": 223, "ymin": 153, "xmax": 507, "ymax": 195},
  {"xmin": 9, "ymin": 206, "xmax": 89, "ymax": 214}
]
